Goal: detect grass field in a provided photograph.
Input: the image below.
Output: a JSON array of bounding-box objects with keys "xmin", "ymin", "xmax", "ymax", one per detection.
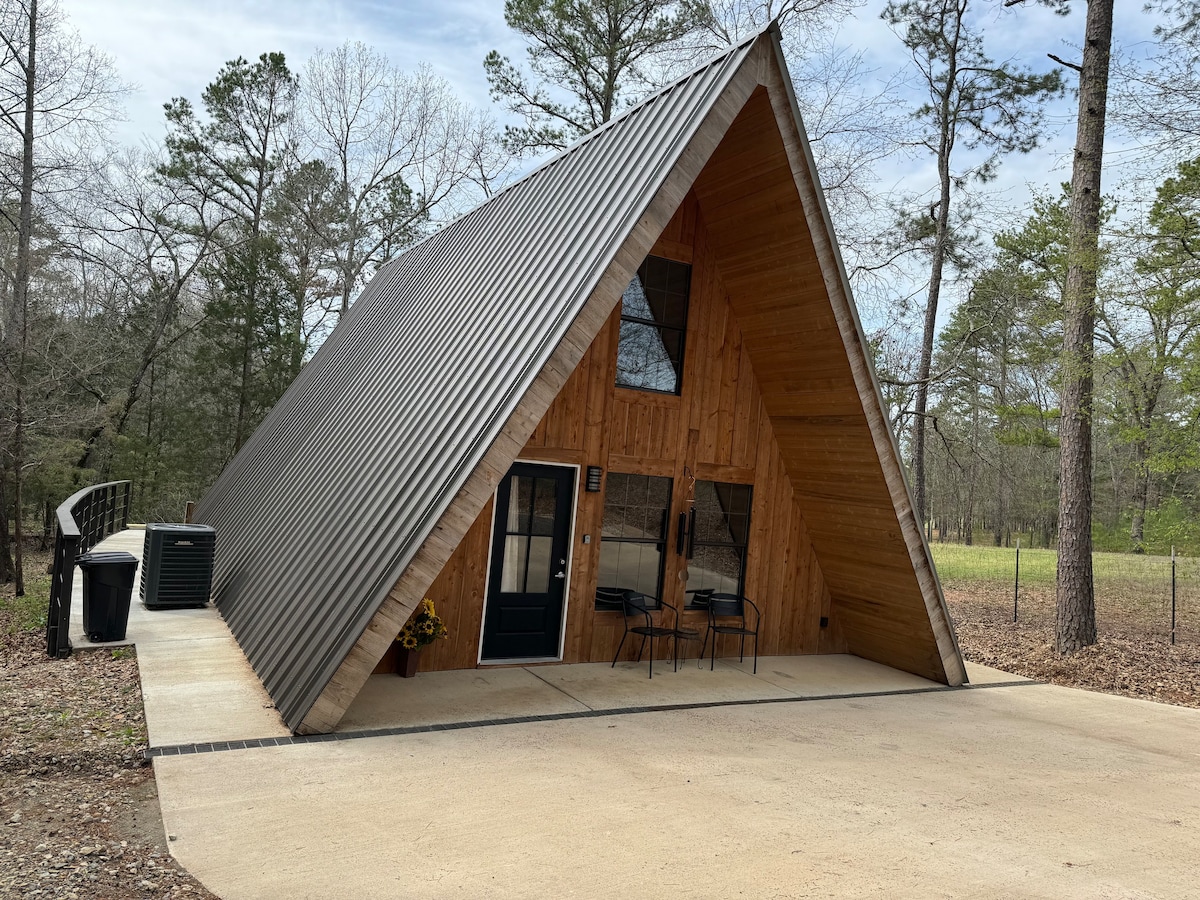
[
  {"xmin": 930, "ymin": 542, "xmax": 1200, "ymax": 644},
  {"xmin": 931, "ymin": 543, "xmax": 1199, "ymax": 586}
]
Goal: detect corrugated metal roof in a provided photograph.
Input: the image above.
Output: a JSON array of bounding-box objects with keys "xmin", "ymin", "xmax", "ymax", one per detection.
[{"xmin": 193, "ymin": 30, "xmax": 764, "ymax": 731}]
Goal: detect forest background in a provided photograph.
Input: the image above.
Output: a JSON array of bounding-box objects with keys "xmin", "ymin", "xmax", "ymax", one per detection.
[{"xmin": 2, "ymin": 0, "xmax": 1199, "ymax": 598}]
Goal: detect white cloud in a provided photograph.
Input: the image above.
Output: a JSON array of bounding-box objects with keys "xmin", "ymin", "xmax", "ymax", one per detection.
[{"xmin": 66, "ymin": 0, "xmax": 518, "ymax": 144}]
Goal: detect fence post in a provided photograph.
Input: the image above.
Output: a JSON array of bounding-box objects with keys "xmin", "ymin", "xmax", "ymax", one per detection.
[
  {"xmin": 1013, "ymin": 538, "xmax": 1020, "ymax": 624},
  {"xmin": 1171, "ymin": 545, "xmax": 1177, "ymax": 646},
  {"xmin": 121, "ymin": 482, "xmax": 131, "ymax": 529},
  {"xmin": 46, "ymin": 530, "xmax": 79, "ymax": 658}
]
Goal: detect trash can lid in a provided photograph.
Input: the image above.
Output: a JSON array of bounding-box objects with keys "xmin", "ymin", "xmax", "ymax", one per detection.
[{"xmin": 77, "ymin": 550, "xmax": 138, "ymax": 566}]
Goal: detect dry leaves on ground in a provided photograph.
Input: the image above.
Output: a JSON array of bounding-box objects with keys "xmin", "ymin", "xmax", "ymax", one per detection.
[
  {"xmin": 947, "ymin": 588, "xmax": 1200, "ymax": 708},
  {"xmin": 1, "ymin": 592, "xmax": 217, "ymax": 900}
]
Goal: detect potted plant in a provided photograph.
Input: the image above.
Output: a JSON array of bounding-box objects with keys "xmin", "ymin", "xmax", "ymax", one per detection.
[{"xmin": 394, "ymin": 598, "xmax": 448, "ymax": 676}]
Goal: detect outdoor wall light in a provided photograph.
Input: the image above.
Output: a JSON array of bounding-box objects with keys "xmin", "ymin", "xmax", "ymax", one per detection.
[{"xmin": 586, "ymin": 466, "xmax": 603, "ymax": 492}]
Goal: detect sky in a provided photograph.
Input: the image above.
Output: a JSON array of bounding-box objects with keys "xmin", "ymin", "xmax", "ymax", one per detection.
[
  {"xmin": 63, "ymin": 0, "xmax": 1173, "ymax": 328},
  {"xmin": 67, "ymin": 0, "xmax": 521, "ymax": 145},
  {"xmin": 67, "ymin": 1, "xmax": 1161, "ymax": 158}
]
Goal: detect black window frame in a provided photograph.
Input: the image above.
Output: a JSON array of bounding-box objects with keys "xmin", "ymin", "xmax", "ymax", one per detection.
[
  {"xmin": 595, "ymin": 472, "xmax": 673, "ymax": 609},
  {"xmin": 614, "ymin": 255, "xmax": 692, "ymax": 396},
  {"xmin": 684, "ymin": 480, "xmax": 753, "ymax": 609}
]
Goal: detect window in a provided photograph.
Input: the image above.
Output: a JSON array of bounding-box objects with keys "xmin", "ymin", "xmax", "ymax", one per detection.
[
  {"xmin": 685, "ymin": 481, "xmax": 752, "ymax": 605},
  {"xmin": 597, "ymin": 473, "xmax": 672, "ymax": 606},
  {"xmin": 615, "ymin": 256, "xmax": 691, "ymax": 394},
  {"xmin": 499, "ymin": 473, "xmax": 559, "ymax": 594}
]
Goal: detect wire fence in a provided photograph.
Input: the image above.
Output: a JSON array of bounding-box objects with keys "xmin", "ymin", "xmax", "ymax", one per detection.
[{"xmin": 930, "ymin": 543, "xmax": 1199, "ymax": 646}]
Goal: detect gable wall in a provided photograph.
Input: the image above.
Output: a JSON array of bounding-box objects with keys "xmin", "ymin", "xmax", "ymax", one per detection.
[
  {"xmin": 384, "ymin": 192, "xmax": 846, "ymax": 673},
  {"xmin": 691, "ymin": 84, "xmax": 959, "ymax": 682}
]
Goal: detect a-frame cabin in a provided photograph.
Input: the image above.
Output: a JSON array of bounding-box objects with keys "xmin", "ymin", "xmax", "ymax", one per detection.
[{"xmin": 194, "ymin": 26, "xmax": 966, "ymax": 735}]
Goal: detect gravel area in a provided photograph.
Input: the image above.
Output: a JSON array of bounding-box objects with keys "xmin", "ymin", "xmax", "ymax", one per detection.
[{"xmin": 1, "ymin": 559, "xmax": 217, "ymax": 900}]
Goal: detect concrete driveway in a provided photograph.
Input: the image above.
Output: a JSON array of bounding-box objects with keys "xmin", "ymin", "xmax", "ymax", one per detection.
[
  {"xmin": 78, "ymin": 531, "xmax": 1200, "ymax": 898},
  {"xmin": 154, "ymin": 680, "xmax": 1198, "ymax": 899}
]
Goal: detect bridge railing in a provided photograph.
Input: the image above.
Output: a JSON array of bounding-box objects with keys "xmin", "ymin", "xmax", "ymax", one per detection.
[{"xmin": 45, "ymin": 481, "xmax": 133, "ymax": 658}]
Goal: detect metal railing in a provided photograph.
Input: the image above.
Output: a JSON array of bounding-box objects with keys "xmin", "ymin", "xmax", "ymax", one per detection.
[{"xmin": 45, "ymin": 481, "xmax": 132, "ymax": 658}]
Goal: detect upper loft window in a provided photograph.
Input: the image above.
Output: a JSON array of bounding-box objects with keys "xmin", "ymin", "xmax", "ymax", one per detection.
[{"xmin": 615, "ymin": 256, "xmax": 691, "ymax": 395}]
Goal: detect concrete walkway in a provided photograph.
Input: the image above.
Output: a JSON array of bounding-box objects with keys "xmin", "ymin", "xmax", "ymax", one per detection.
[
  {"xmin": 75, "ymin": 531, "xmax": 1200, "ymax": 898},
  {"xmin": 70, "ymin": 529, "xmax": 288, "ymax": 747}
]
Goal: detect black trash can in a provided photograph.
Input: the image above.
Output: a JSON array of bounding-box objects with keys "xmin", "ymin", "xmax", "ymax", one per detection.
[{"xmin": 77, "ymin": 551, "xmax": 138, "ymax": 642}]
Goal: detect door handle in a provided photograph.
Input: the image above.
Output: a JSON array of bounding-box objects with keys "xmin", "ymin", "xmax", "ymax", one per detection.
[{"xmin": 554, "ymin": 570, "xmax": 566, "ymax": 579}]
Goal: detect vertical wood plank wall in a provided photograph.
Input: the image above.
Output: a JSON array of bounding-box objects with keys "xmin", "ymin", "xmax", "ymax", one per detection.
[{"xmin": 391, "ymin": 192, "xmax": 845, "ymax": 673}]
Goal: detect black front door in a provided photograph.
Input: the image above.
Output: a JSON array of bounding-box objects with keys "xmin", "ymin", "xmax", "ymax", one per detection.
[{"xmin": 481, "ymin": 462, "xmax": 575, "ymax": 660}]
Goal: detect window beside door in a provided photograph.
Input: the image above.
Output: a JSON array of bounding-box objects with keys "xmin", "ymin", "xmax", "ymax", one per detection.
[
  {"xmin": 685, "ymin": 480, "xmax": 752, "ymax": 606},
  {"xmin": 597, "ymin": 473, "xmax": 672, "ymax": 606},
  {"xmin": 615, "ymin": 256, "xmax": 691, "ymax": 394}
]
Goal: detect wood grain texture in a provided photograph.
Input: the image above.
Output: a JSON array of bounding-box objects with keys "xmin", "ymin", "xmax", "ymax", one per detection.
[
  {"xmin": 395, "ymin": 184, "xmax": 840, "ymax": 672},
  {"xmin": 689, "ymin": 71, "xmax": 964, "ymax": 685}
]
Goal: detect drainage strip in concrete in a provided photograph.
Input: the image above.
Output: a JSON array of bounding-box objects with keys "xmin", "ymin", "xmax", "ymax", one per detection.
[{"xmin": 142, "ymin": 678, "xmax": 1038, "ymax": 760}]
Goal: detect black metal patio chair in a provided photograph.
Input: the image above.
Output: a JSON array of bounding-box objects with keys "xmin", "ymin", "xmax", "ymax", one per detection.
[
  {"xmin": 703, "ymin": 592, "xmax": 762, "ymax": 674},
  {"xmin": 596, "ymin": 587, "xmax": 689, "ymax": 678}
]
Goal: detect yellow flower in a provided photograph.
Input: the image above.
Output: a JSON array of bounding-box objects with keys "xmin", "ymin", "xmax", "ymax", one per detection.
[
  {"xmin": 400, "ymin": 634, "xmax": 418, "ymax": 650},
  {"xmin": 422, "ymin": 598, "xmax": 435, "ymax": 616}
]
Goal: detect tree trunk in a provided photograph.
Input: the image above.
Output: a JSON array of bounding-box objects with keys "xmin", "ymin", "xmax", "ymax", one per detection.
[
  {"xmin": 994, "ymin": 335, "xmax": 1008, "ymax": 547},
  {"xmin": 0, "ymin": 467, "xmax": 14, "ymax": 583},
  {"xmin": 6, "ymin": 0, "xmax": 38, "ymax": 598},
  {"xmin": 911, "ymin": 185, "xmax": 952, "ymax": 529},
  {"xmin": 39, "ymin": 499, "xmax": 51, "ymax": 552},
  {"xmin": 235, "ymin": 298, "xmax": 254, "ymax": 452},
  {"xmin": 963, "ymin": 366, "xmax": 980, "ymax": 546},
  {"xmin": 1129, "ymin": 437, "xmax": 1149, "ymax": 553},
  {"xmin": 1056, "ymin": 0, "xmax": 1112, "ymax": 655}
]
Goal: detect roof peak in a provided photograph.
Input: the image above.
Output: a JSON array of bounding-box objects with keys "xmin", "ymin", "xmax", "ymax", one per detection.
[{"xmin": 402, "ymin": 27, "xmax": 776, "ymax": 256}]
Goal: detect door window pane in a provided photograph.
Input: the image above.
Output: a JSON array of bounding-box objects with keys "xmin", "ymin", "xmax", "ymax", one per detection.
[
  {"xmin": 526, "ymin": 536, "xmax": 553, "ymax": 593},
  {"xmin": 505, "ymin": 475, "xmax": 534, "ymax": 533},
  {"xmin": 501, "ymin": 535, "xmax": 528, "ymax": 592},
  {"xmin": 531, "ymin": 478, "xmax": 557, "ymax": 535}
]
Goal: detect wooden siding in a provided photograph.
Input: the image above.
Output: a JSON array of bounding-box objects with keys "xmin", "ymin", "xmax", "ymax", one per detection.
[
  {"xmin": 690, "ymin": 82, "xmax": 959, "ymax": 683},
  {"xmin": 392, "ymin": 191, "xmax": 844, "ymax": 673}
]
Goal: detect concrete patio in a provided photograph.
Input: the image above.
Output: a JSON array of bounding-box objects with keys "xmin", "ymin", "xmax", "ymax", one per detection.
[{"xmin": 73, "ymin": 531, "xmax": 1200, "ymax": 898}]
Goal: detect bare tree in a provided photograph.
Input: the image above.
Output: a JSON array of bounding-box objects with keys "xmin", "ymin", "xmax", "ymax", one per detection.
[
  {"xmin": 300, "ymin": 44, "xmax": 507, "ymax": 318},
  {"xmin": 1112, "ymin": 1, "xmax": 1200, "ymax": 168},
  {"xmin": 57, "ymin": 150, "xmax": 220, "ymax": 472},
  {"xmin": 0, "ymin": 0, "xmax": 122, "ymax": 592},
  {"xmin": 883, "ymin": 0, "xmax": 1063, "ymax": 531},
  {"xmin": 698, "ymin": 0, "xmax": 858, "ymax": 42}
]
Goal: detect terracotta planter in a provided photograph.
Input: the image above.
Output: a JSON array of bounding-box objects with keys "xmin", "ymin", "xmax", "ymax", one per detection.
[{"xmin": 395, "ymin": 647, "xmax": 421, "ymax": 677}]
